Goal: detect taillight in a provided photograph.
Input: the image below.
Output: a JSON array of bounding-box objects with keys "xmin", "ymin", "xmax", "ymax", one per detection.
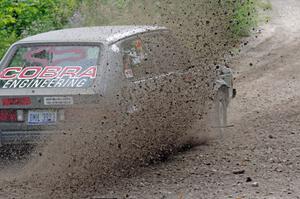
[
  {"xmin": 0, "ymin": 110, "xmax": 17, "ymax": 122},
  {"xmin": 2, "ymin": 97, "xmax": 31, "ymax": 106}
]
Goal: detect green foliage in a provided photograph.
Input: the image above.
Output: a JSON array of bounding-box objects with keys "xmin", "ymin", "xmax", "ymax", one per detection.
[
  {"xmin": 0, "ymin": 30, "xmax": 17, "ymax": 58},
  {"xmin": 228, "ymin": 0, "xmax": 258, "ymax": 37},
  {"xmin": 0, "ymin": 0, "xmax": 77, "ymax": 59}
]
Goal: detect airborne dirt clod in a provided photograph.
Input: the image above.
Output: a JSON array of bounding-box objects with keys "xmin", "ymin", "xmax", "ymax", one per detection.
[{"xmin": 0, "ymin": 0, "xmax": 299, "ymax": 198}]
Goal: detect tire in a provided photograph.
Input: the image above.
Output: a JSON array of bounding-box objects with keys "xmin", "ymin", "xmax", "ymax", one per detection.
[{"xmin": 215, "ymin": 87, "xmax": 228, "ymax": 133}]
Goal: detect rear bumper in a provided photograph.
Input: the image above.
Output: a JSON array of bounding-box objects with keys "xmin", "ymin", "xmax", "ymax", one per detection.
[{"xmin": 0, "ymin": 131, "xmax": 54, "ymax": 146}]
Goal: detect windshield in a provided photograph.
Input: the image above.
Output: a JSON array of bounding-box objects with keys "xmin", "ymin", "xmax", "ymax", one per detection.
[{"xmin": 0, "ymin": 45, "xmax": 100, "ymax": 89}]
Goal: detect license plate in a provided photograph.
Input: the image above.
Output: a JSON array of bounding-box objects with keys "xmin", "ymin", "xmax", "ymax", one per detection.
[{"xmin": 28, "ymin": 110, "xmax": 57, "ymax": 125}]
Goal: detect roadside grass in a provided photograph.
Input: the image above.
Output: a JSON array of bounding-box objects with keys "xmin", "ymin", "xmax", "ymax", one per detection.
[
  {"xmin": 258, "ymin": 0, "xmax": 272, "ymax": 10},
  {"xmin": 229, "ymin": 0, "xmax": 259, "ymax": 38},
  {"xmin": 229, "ymin": 0, "xmax": 272, "ymax": 38},
  {"xmin": 258, "ymin": 0, "xmax": 272, "ymax": 24}
]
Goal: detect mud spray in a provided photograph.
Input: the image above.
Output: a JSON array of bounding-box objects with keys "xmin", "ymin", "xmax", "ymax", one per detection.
[{"xmin": 0, "ymin": 1, "xmax": 239, "ymax": 198}]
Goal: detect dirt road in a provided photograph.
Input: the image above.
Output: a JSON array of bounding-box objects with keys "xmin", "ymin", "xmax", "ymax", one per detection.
[{"xmin": 93, "ymin": 0, "xmax": 300, "ymax": 198}]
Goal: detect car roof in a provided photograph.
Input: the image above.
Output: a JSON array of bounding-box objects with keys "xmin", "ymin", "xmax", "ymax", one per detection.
[{"xmin": 17, "ymin": 26, "xmax": 168, "ymax": 45}]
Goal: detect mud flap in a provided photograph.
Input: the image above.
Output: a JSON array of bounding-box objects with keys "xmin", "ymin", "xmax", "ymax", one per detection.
[{"xmin": 232, "ymin": 88, "xmax": 237, "ymax": 99}]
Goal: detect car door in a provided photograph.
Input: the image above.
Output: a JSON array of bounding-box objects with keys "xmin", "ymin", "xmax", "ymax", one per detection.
[
  {"xmin": 140, "ymin": 32, "xmax": 205, "ymax": 135},
  {"xmin": 118, "ymin": 34, "xmax": 176, "ymax": 138},
  {"xmin": 118, "ymin": 32, "xmax": 205, "ymax": 145}
]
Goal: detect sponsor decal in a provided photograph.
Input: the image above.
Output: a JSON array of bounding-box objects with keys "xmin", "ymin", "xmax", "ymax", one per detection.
[
  {"xmin": 0, "ymin": 66, "xmax": 97, "ymax": 89},
  {"xmin": 124, "ymin": 68, "xmax": 134, "ymax": 79},
  {"xmin": 44, "ymin": 96, "xmax": 74, "ymax": 105}
]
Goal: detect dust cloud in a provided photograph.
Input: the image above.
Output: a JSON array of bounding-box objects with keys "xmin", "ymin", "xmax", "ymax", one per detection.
[{"xmin": 0, "ymin": 1, "xmax": 242, "ymax": 198}]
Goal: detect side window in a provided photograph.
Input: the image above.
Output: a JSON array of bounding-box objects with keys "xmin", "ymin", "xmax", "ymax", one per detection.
[
  {"xmin": 141, "ymin": 33, "xmax": 190, "ymax": 74},
  {"xmin": 121, "ymin": 37, "xmax": 157, "ymax": 80},
  {"xmin": 121, "ymin": 33, "xmax": 191, "ymax": 80}
]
